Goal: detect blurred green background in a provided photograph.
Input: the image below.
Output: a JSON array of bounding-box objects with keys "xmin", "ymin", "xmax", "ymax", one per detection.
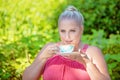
[{"xmin": 0, "ymin": 0, "xmax": 120, "ymax": 80}]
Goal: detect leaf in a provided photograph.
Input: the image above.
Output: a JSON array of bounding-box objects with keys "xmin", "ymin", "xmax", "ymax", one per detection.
[{"xmin": 108, "ymin": 62, "xmax": 117, "ymax": 69}]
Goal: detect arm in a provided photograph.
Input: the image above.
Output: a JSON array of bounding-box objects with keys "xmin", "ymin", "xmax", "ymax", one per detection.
[
  {"xmin": 22, "ymin": 43, "xmax": 58, "ymax": 80},
  {"xmin": 86, "ymin": 46, "xmax": 111, "ymax": 80},
  {"xmin": 22, "ymin": 57, "xmax": 47, "ymax": 80}
]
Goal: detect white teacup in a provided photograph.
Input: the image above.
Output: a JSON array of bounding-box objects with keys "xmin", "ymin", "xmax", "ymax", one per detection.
[{"xmin": 59, "ymin": 45, "xmax": 74, "ymax": 53}]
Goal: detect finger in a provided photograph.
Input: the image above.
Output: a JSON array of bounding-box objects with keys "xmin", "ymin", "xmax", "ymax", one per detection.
[
  {"xmin": 61, "ymin": 53, "xmax": 76, "ymax": 59},
  {"xmin": 60, "ymin": 53, "xmax": 68, "ymax": 56},
  {"xmin": 51, "ymin": 43, "xmax": 60, "ymax": 50},
  {"xmin": 51, "ymin": 47, "xmax": 56, "ymax": 51},
  {"xmin": 70, "ymin": 52, "xmax": 78, "ymax": 54},
  {"xmin": 48, "ymin": 47, "xmax": 56, "ymax": 54},
  {"xmin": 60, "ymin": 52, "xmax": 77, "ymax": 57},
  {"xmin": 51, "ymin": 47, "xmax": 59, "ymax": 53},
  {"xmin": 60, "ymin": 53, "xmax": 70, "ymax": 58},
  {"xmin": 81, "ymin": 53, "xmax": 89, "ymax": 59},
  {"xmin": 82, "ymin": 55, "xmax": 91, "ymax": 63}
]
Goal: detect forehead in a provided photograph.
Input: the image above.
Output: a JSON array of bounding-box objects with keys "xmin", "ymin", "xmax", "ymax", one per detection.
[{"xmin": 59, "ymin": 19, "xmax": 80, "ymax": 29}]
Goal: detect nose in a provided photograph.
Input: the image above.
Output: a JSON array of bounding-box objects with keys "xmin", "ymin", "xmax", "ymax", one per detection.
[{"xmin": 65, "ymin": 32, "xmax": 72, "ymax": 43}]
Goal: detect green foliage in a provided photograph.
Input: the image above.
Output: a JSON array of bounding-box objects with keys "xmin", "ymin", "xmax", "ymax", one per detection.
[
  {"xmin": 0, "ymin": 0, "xmax": 62, "ymax": 79},
  {"xmin": 82, "ymin": 30, "xmax": 120, "ymax": 80},
  {"xmin": 66, "ymin": 0, "xmax": 120, "ymax": 36},
  {"xmin": 105, "ymin": 53, "xmax": 120, "ymax": 80},
  {"xmin": 0, "ymin": 0, "xmax": 120, "ymax": 80}
]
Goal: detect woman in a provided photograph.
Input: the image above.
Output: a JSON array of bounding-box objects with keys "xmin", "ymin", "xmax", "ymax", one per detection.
[{"xmin": 22, "ymin": 6, "xmax": 110, "ymax": 80}]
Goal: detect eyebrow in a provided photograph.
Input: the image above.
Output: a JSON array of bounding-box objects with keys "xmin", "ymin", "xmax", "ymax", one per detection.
[{"xmin": 71, "ymin": 28, "xmax": 77, "ymax": 29}]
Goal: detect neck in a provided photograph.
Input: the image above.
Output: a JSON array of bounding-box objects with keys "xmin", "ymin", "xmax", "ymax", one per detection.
[{"xmin": 74, "ymin": 42, "xmax": 83, "ymax": 52}]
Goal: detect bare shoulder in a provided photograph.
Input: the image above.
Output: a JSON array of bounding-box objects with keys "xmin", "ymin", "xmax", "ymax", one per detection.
[
  {"xmin": 86, "ymin": 45, "xmax": 105, "ymax": 62},
  {"xmin": 86, "ymin": 46, "xmax": 110, "ymax": 79},
  {"xmin": 87, "ymin": 45, "xmax": 102, "ymax": 56}
]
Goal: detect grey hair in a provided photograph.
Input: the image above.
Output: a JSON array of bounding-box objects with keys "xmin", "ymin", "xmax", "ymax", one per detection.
[{"xmin": 58, "ymin": 5, "xmax": 84, "ymax": 26}]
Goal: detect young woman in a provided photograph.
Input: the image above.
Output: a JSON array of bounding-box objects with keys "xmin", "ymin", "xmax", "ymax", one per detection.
[{"xmin": 22, "ymin": 6, "xmax": 110, "ymax": 80}]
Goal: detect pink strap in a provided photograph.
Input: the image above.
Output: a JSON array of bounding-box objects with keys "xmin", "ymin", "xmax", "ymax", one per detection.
[{"xmin": 80, "ymin": 44, "xmax": 89, "ymax": 54}]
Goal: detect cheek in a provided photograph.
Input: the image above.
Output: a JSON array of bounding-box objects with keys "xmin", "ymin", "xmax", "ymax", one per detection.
[
  {"xmin": 74, "ymin": 36, "xmax": 80, "ymax": 42},
  {"xmin": 72, "ymin": 33, "xmax": 81, "ymax": 43},
  {"xmin": 60, "ymin": 33, "xmax": 65, "ymax": 41},
  {"xmin": 71, "ymin": 32, "xmax": 80, "ymax": 39}
]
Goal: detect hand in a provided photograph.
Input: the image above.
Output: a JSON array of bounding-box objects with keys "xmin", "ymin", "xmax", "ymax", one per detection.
[
  {"xmin": 60, "ymin": 52, "xmax": 92, "ymax": 67},
  {"xmin": 60, "ymin": 52, "xmax": 86, "ymax": 65},
  {"xmin": 22, "ymin": 43, "xmax": 59, "ymax": 80},
  {"xmin": 37, "ymin": 43, "xmax": 59, "ymax": 60},
  {"xmin": 81, "ymin": 53, "xmax": 94, "ymax": 68}
]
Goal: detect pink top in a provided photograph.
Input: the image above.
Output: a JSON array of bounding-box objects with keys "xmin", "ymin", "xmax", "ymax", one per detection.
[{"xmin": 43, "ymin": 44, "xmax": 90, "ymax": 80}]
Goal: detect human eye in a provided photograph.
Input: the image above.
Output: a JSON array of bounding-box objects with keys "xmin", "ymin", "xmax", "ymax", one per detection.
[
  {"xmin": 71, "ymin": 30, "xmax": 76, "ymax": 32},
  {"xmin": 60, "ymin": 30, "xmax": 65, "ymax": 33}
]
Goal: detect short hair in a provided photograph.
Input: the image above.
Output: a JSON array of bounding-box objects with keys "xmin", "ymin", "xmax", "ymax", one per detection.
[{"xmin": 58, "ymin": 5, "xmax": 84, "ymax": 26}]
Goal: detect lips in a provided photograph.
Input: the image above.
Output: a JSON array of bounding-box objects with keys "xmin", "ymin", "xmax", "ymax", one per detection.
[{"xmin": 65, "ymin": 41, "xmax": 73, "ymax": 44}]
